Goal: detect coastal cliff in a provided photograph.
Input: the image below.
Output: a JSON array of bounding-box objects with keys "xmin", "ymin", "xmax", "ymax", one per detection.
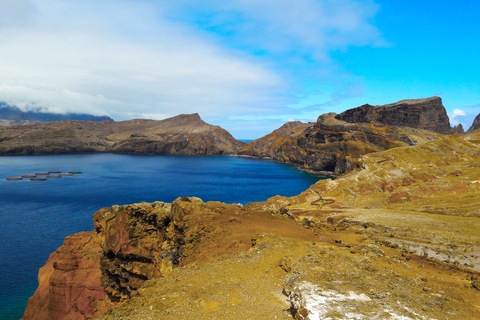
[
  {"xmin": 24, "ymin": 131, "xmax": 480, "ymax": 319},
  {"xmin": 240, "ymin": 97, "xmax": 457, "ymax": 173},
  {"xmin": 334, "ymin": 96, "xmax": 456, "ymax": 134},
  {"xmin": 0, "ymin": 113, "xmax": 244, "ymax": 156}
]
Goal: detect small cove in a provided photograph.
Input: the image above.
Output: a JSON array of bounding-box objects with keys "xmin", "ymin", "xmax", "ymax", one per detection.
[{"xmin": 0, "ymin": 153, "xmax": 330, "ymax": 320}]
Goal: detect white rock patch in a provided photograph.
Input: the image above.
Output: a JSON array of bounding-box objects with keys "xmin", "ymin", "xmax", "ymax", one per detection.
[{"xmin": 288, "ymin": 282, "xmax": 417, "ymax": 320}]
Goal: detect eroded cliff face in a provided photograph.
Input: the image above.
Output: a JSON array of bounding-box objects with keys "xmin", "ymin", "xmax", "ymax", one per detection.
[
  {"xmin": 0, "ymin": 113, "xmax": 244, "ymax": 156},
  {"xmin": 23, "ymin": 232, "xmax": 106, "ymax": 320},
  {"xmin": 24, "ymin": 131, "xmax": 480, "ymax": 320},
  {"xmin": 335, "ymin": 96, "xmax": 455, "ymax": 134},
  {"xmin": 240, "ymin": 97, "xmax": 456, "ymax": 174},
  {"xmin": 24, "ymin": 197, "xmax": 255, "ymax": 319}
]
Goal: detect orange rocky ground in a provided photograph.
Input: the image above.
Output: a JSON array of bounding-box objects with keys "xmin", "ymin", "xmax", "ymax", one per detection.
[{"xmin": 24, "ymin": 131, "xmax": 480, "ymax": 320}]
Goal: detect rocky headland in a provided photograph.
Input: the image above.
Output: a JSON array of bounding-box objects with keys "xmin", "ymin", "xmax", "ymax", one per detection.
[
  {"xmin": 239, "ymin": 97, "xmax": 467, "ymax": 174},
  {"xmin": 23, "ymin": 129, "xmax": 480, "ymax": 319},
  {"xmin": 0, "ymin": 113, "xmax": 244, "ymax": 156},
  {"xmin": 20, "ymin": 97, "xmax": 480, "ymax": 319}
]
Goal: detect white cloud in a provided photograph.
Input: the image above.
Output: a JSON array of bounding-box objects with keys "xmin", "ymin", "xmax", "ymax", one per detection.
[
  {"xmin": 167, "ymin": 0, "xmax": 386, "ymax": 59},
  {"xmin": 0, "ymin": 0, "xmax": 385, "ymax": 135},
  {"xmin": 0, "ymin": 0, "xmax": 287, "ymax": 119},
  {"xmin": 448, "ymin": 109, "xmax": 466, "ymax": 125}
]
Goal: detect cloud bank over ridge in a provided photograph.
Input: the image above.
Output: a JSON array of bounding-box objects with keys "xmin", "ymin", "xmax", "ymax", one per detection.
[{"xmin": 0, "ymin": 0, "xmax": 387, "ymax": 137}]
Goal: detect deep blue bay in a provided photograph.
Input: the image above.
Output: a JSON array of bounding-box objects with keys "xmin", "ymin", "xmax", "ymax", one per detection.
[{"xmin": 0, "ymin": 154, "xmax": 328, "ymax": 320}]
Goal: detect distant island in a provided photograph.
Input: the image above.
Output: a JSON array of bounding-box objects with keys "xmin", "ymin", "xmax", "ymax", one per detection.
[{"xmin": 0, "ymin": 102, "xmax": 113, "ymax": 126}]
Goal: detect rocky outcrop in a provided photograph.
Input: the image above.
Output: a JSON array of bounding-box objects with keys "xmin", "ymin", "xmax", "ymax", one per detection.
[
  {"xmin": 453, "ymin": 123, "xmax": 465, "ymax": 133},
  {"xmin": 335, "ymin": 96, "xmax": 455, "ymax": 134},
  {"xmin": 238, "ymin": 120, "xmax": 311, "ymax": 160},
  {"xmin": 240, "ymin": 97, "xmax": 456, "ymax": 173},
  {"xmin": 24, "ymin": 197, "xmax": 249, "ymax": 319},
  {"xmin": 23, "ymin": 232, "xmax": 106, "ymax": 320},
  {"xmin": 241, "ymin": 113, "xmax": 440, "ymax": 174},
  {"xmin": 0, "ymin": 113, "xmax": 244, "ymax": 155},
  {"xmin": 467, "ymin": 113, "xmax": 480, "ymax": 133}
]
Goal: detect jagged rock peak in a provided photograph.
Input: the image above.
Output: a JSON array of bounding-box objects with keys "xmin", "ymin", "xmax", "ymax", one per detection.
[
  {"xmin": 467, "ymin": 113, "xmax": 480, "ymax": 133},
  {"xmin": 453, "ymin": 123, "xmax": 464, "ymax": 134},
  {"xmin": 335, "ymin": 96, "xmax": 454, "ymax": 134}
]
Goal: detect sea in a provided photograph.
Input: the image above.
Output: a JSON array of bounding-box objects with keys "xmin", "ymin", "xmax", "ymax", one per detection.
[{"xmin": 0, "ymin": 153, "xmax": 329, "ymax": 320}]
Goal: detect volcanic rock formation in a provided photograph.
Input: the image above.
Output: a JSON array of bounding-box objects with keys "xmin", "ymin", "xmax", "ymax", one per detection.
[
  {"xmin": 24, "ymin": 131, "xmax": 480, "ymax": 319},
  {"xmin": 0, "ymin": 113, "xmax": 244, "ymax": 155},
  {"xmin": 334, "ymin": 96, "xmax": 454, "ymax": 134},
  {"xmin": 240, "ymin": 97, "xmax": 457, "ymax": 173}
]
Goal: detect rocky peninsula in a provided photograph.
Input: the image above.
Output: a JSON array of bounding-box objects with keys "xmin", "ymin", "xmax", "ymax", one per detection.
[
  {"xmin": 19, "ymin": 97, "xmax": 480, "ymax": 319},
  {"xmin": 0, "ymin": 113, "xmax": 244, "ymax": 156},
  {"xmin": 23, "ymin": 129, "xmax": 480, "ymax": 319}
]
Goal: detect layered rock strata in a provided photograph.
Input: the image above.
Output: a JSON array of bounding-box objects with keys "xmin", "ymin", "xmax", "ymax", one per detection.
[
  {"xmin": 335, "ymin": 96, "xmax": 454, "ymax": 134},
  {"xmin": 23, "ymin": 232, "xmax": 106, "ymax": 320},
  {"xmin": 240, "ymin": 97, "xmax": 456, "ymax": 173},
  {"xmin": 0, "ymin": 113, "xmax": 244, "ymax": 155}
]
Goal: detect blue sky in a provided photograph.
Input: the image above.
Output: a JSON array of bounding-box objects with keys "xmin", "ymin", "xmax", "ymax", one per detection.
[{"xmin": 0, "ymin": 0, "xmax": 479, "ymax": 138}]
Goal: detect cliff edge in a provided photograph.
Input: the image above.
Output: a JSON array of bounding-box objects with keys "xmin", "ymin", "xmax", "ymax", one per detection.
[{"xmin": 24, "ymin": 131, "xmax": 480, "ymax": 319}]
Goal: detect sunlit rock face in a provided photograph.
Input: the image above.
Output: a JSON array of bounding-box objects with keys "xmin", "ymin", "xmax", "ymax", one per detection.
[{"xmin": 23, "ymin": 232, "xmax": 106, "ymax": 320}]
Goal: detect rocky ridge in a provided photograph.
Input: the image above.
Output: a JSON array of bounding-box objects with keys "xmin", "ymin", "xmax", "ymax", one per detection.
[
  {"xmin": 23, "ymin": 131, "xmax": 480, "ymax": 319},
  {"xmin": 335, "ymin": 96, "xmax": 457, "ymax": 134},
  {"xmin": 0, "ymin": 113, "xmax": 244, "ymax": 156},
  {"xmin": 240, "ymin": 97, "xmax": 460, "ymax": 174},
  {"xmin": 467, "ymin": 113, "xmax": 480, "ymax": 133}
]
